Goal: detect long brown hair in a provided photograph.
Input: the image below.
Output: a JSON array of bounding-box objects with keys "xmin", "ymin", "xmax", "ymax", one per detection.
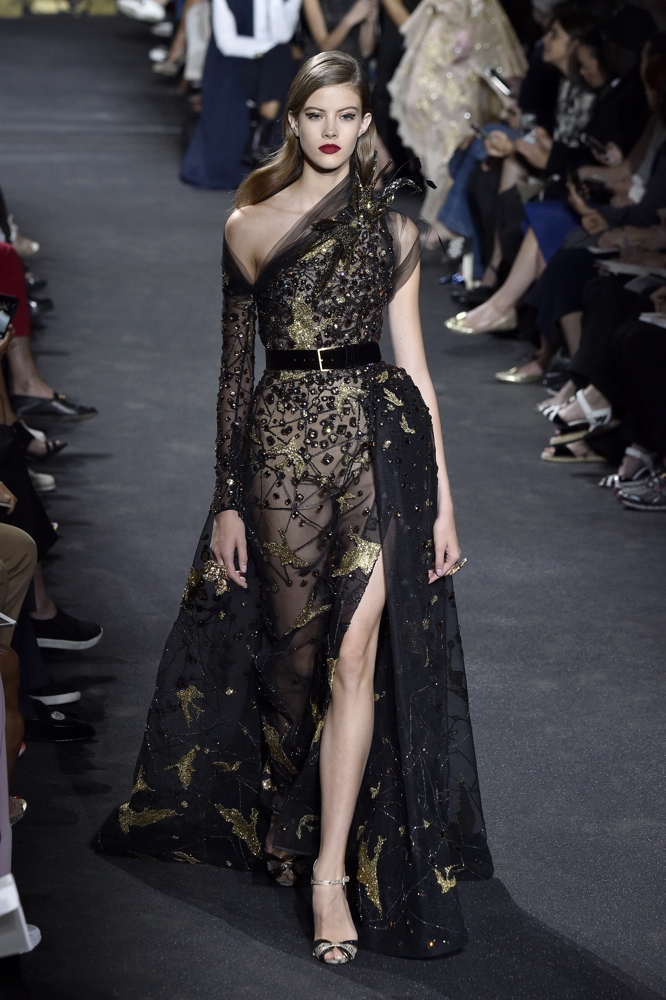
[{"xmin": 235, "ymin": 51, "xmax": 377, "ymax": 208}]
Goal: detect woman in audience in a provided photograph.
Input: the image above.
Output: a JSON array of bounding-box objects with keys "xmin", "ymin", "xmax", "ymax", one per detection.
[
  {"xmin": 540, "ymin": 277, "xmax": 666, "ymax": 511},
  {"xmin": 388, "ymin": 0, "xmax": 527, "ymax": 224},
  {"xmin": 0, "ymin": 241, "xmax": 96, "ymax": 426},
  {"xmin": 302, "ymin": 0, "xmax": 379, "ymax": 65}
]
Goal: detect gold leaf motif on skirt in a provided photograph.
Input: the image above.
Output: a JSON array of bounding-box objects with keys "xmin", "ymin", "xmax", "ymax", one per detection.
[
  {"xmin": 296, "ymin": 813, "xmax": 319, "ymax": 840},
  {"xmin": 177, "ymin": 685, "xmax": 205, "ymax": 726},
  {"xmin": 213, "ymin": 759, "xmax": 241, "ymax": 772},
  {"xmin": 434, "ymin": 866, "xmax": 457, "ymax": 894},
  {"xmin": 262, "ymin": 721, "xmax": 298, "ymax": 776},
  {"xmin": 286, "ymin": 592, "xmax": 332, "ymax": 633},
  {"xmin": 166, "ymin": 746, "xmax": 198, "ymax": 789},
  {"xmin": 357, "ymin": 828, "xmax": 386, "ymax": 915},
  {"xmin": 267, "ymin": 439, "xmax": 306, "ymax": 479},
  {"xmin": 400, "ymin": 413, "xmax": 416, "ymax": 434},
  {"xmin": 332, "ymin": 531, "xmax": 381, "ymax": 578},
  {"xmin": 172, "ymin": 851, "xmax": 200, "ymax": 864},
  {"xmin": 263, "ymin": 529, "xmax": 310, "ymax": 568},
  {"xmin": 215, "ymin": 805, "xmax": 262, "ymax": 857},
  {"xmin": 118, "ymin": 803, "xmax": 179, "ymax": 836},
  {"xmin": 131, "ymin": 765, "xmax": 151, "ymax": 795}
]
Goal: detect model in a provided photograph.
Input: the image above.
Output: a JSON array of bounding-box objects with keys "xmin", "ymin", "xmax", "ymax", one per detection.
[{"xmin": 96, "ymin": 50, "xmax": 492, "ymax": 965}]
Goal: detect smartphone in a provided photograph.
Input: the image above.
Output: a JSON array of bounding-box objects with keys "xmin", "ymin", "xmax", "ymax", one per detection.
[
  {"xmin": 580, "ymin": 133, "xmax": 607, "ymax": 156},
  {"xmin": 0, "ymin": 294, "xmax": 19, "ymax": 340},
  {"xmin": 486, "ymin": 67, "xmax": 512, "ymax": 97},
  {"xmin": 471, "ymin": 121, "xmax": 490, "ymax": 139}
]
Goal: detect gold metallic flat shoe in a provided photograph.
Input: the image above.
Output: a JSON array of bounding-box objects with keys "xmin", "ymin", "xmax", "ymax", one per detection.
[
  {"xmin": 495, "ymin": 366, "xmax": 544, "ymax": 384},
  {"xmin": 445, "ymin": 309, "xmax": 517, "ymax": 335}
]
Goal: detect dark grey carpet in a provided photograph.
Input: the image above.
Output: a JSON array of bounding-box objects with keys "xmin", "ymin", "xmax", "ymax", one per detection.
[{"xmin": 0, "ymin": 15, "xmax": 664, "ymax": 1000}]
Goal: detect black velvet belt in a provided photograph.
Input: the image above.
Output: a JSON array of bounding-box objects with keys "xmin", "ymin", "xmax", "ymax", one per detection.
[{"xmin": 265, "ymin": 342, "xmax": 381, "ymax": 372}]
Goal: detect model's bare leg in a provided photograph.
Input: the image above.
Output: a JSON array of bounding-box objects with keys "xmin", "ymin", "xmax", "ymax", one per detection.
[
  {"xmin": 457, "ymin": 228, "xmax": 545, "ymax": 332},
  {"xmin": 313, "ymin": 556, "xmax": 386, "ymax": 962}
]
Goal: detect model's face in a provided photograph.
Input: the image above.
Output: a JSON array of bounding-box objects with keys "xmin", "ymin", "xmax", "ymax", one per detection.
[
  {"xmin": 542, "ymin": 21, "xmax": 575, "ymax": 70},
  {"xmin": 289, "ymin": 84, "xmax": 372, "ymax": 171},
  {"xmin": 577, "ymin": 45, "xmax": 606, "ymax": 89}
]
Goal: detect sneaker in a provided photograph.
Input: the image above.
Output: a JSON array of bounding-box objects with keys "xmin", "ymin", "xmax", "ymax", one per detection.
[
  {"xmin": 117, "ymin": 0, "xmax": 165, "ymax": 22},
  {"xmin": 617, "ymin": 470, "xmax": 666, "ymax": 512},
  {"xmin": 28, "ymin": 468, "xmax": 56, "ymax": 493},
  {"xmin": 32, "ymin": 607, "xmax": 103, "ymax": 650},
  {"xmin": 29, "ymin": 681, "xmax": 81, "ymax": 706}
]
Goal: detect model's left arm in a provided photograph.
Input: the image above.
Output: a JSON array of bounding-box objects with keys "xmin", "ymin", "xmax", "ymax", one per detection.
[{"xmin": 387, "ymin": 216, "xmax": 462, "ymax": 581}]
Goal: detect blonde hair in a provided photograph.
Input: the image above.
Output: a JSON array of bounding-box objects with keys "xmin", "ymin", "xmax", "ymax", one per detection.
[{"xmin": 235, "ymin": 51, "xmax": 376, "ymax": 208}]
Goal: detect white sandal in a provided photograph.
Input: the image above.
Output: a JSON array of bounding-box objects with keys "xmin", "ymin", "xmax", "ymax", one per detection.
[
  {"xmin": 548, "ymin": 389, "xmax": 619, "ymax": 445},
  {"xmin": 599, "ymin": 446, "xmax": 655, "ymax": 488}
]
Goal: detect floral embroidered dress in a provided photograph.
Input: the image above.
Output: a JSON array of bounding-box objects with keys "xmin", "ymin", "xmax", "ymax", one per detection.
[{"xmin": 95, "ymin": 172, "xmax": 493, "ymax": 959}]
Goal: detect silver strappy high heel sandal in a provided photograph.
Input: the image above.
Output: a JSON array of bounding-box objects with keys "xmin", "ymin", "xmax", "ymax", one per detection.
[{"xmin": 311, "ymin": 863, "xmax": 358, "ymax": 965}]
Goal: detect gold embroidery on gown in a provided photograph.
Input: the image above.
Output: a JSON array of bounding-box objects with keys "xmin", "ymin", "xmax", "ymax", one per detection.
[{"xmin": 96, "ymin": 170, "xmax": 493, "ymax": 959}]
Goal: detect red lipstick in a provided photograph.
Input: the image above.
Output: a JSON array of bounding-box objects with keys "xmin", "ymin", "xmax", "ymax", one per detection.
[{"xmin": 319, "ymin": 144, "xmax": 341, "ymax": 154}]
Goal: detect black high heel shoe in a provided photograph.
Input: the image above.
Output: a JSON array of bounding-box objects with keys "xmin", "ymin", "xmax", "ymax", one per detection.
[
  {"xmin": 265, "ymin": 851, "xmax": 304, "ymax": 887},
  {"xmin": 311, "ymin": 863, "xmax": 358, "ymax": 965}
]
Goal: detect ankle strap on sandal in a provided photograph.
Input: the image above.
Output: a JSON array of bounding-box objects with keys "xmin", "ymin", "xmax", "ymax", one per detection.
[{"xmin": 311, "ymin": 874, "xmax": 350, "ymax": 886}]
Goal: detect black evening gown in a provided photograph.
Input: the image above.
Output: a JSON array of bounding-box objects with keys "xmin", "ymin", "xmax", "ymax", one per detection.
[{"xmin": 95, "ymin": 171, "xmax": 493, "ymax": 958}]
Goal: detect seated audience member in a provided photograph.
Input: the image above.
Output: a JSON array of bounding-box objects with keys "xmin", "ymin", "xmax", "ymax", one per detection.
[
  {"xmin": 444, "ymin": 51, "xmax": 666, "ymax": 385},
  {"xmin": 0, "ymin": 241, "xmax": 96, "ymax": 424},
  {"xmin": 457, "ymin": 5, "xmax": 656, "ymax": 291},
  {"xmin": 540, "ymin": 276, "xmax": 666, "ymax": 514}
]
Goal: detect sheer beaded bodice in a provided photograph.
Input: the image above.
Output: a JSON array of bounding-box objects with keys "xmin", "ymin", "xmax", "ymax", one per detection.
[
  {"xmin": 255, "ymin": 213, "xmax": 394, "ymax": 350},
  {"xmin": 212, "ymin": 172, "xmax": 422, "ymax": 514}
]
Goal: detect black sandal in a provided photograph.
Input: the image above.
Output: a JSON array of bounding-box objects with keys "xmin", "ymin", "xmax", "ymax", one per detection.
[
  {"xmin": 311, "ymin": 866, "xmax": 358, "ymax": 965},
  {"xmin": 13, "ymin": 420, "xmax": 68, "ymax": 461},
  {"xmin": 265, "ymin": 851, "xmax": 304, "ymax": 887}
]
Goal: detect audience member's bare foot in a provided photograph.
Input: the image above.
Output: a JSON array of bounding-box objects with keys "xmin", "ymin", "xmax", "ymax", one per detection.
[
  {"xmin": 537, "ymin": 379, "xmax": 576, "ymax": 412},
  {"xmin": 541, "ymin": 439, "xmax": 605, "ymax": 462}
]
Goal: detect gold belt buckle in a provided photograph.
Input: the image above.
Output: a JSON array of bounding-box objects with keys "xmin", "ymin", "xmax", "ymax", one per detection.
[{"xmin": 317, "ymin": 347, "xmax": 328, "ymax": 371}]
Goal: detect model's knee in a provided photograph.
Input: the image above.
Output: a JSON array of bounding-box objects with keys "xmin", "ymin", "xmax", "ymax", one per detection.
[{"xmin": 332, "ymin": 645, "xmax": 375, "ymax": 695}]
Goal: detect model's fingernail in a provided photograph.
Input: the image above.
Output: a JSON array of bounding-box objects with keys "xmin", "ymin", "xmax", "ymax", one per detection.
[{"xmin": 436, "ymin": 568, "xmax": 444, "ymax": 576}]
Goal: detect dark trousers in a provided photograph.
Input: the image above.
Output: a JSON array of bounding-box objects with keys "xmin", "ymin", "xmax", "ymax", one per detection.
[{"xmin": 571, "ymin": 275, "xmax": 666, "ymax": 456}]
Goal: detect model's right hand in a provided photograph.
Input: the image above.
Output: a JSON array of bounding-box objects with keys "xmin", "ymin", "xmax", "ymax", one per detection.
[{"xmin": 212, "ymin": 510, "xmax": 248, "ymax": 589}]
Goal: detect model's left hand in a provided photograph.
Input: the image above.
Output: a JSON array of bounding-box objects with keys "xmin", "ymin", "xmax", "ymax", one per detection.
[{"xmin": 428, "ymin": 513, "xmax": 461, "ymax": 583}]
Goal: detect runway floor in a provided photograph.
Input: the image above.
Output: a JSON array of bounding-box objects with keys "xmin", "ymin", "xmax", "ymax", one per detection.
[{"xmin": 1, "ymin": 15, "xmax": 665, "ymax": 1000}]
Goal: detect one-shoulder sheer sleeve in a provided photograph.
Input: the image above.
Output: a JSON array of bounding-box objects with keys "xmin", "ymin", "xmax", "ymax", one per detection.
[
  {"xmin": 385, "ymin": 208, "xmax": 430, "ymax": 297},
  {"xmin": 211, "ymin": 242, "xmax": 256, "ymax": 515}
]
